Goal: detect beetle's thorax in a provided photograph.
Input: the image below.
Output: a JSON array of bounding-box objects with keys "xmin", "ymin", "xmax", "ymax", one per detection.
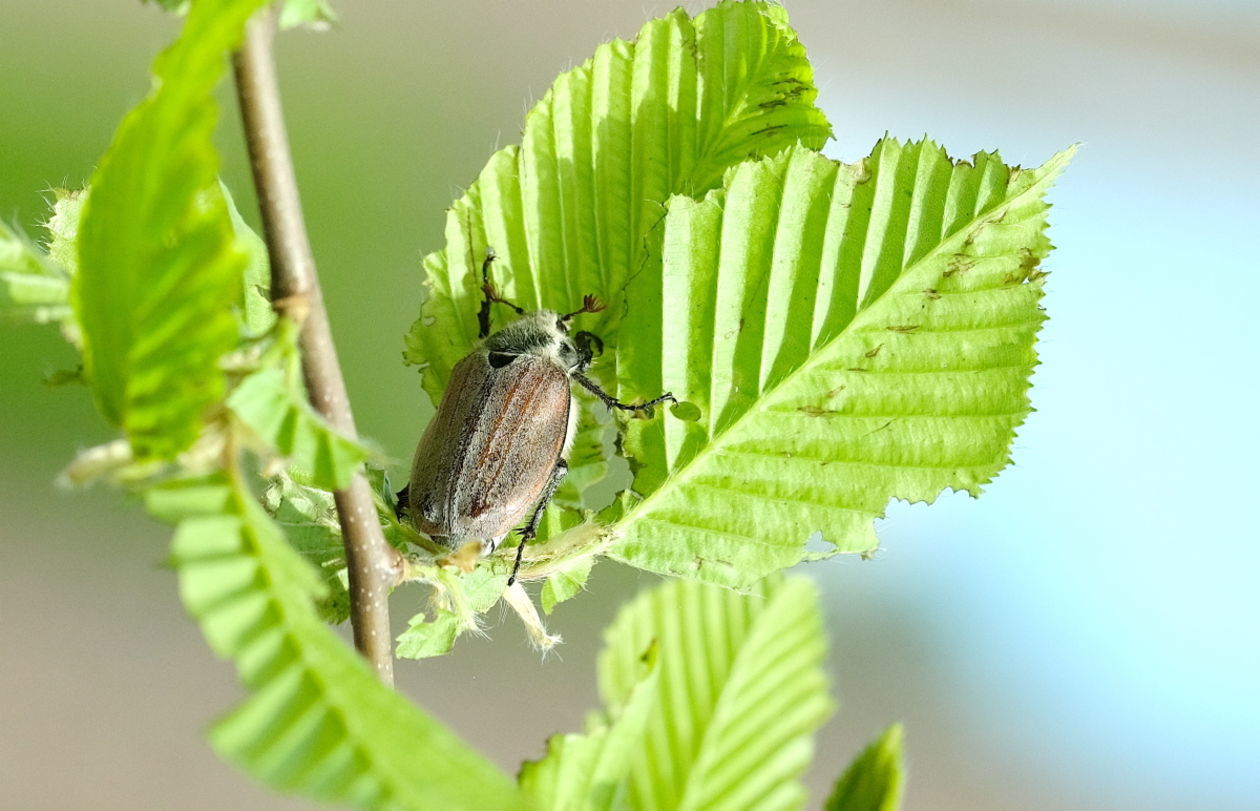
[{"xmin": 483, "ymin": 310, "xmax": 583, "ymax": 372}]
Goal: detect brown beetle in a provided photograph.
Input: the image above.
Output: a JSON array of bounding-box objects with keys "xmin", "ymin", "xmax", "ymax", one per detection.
[{"xmin": 400, "ymin": 252, "xmax": 674, "ymax": 584}]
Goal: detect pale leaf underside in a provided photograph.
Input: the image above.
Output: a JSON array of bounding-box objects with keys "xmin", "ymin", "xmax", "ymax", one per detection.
[{"xmin": 598, "ymin": 576, "xmax": 832, "ymax": 810}]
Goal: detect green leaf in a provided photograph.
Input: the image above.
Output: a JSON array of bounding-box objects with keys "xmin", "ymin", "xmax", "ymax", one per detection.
[
  {"xmin": 403, "ymin": 0, "xmax": 830, "ymax": 578},
  {"xmin": 607, "ymin": 140, "xmax": 1075, "ymax": 587},
  {"xmin": 160, "ymin": 474, "xmax": 522, "ymax": 809},
  {"xmin": 45, "ymin": 188, "xmax": 86, "ymax": 278},
  {"xmin": 74, "ymin": 0, "xmax": 266, "ymax": 459},
  {"xmin": 404, "ymin": 0, "xmax": 830, "ymax": 402},
  {"xmin": 520, "ymin": 641, "xmax": 660, "ymax": 810},
  {"xmin": 395, "ymin": 566, "xmax": 508, "ymax": 659},
  {"xmin": 147, "ymin": 0, "xmax": 335, "ymax": 30},
  {"xmin": 278, "ymin": 0, "xmax": 337, "ymax": 29},
  {"xmin": 598, "ymin": 575, "xmax": 833, "ymax": 810},
  {"xmin": 229, "ymin": 366, "xmax": 370, "ymax": 491},
  {"xmin": 261, "ymin": 473, "xmax": 350, "ymax": 623},
  {"xmin": 396, "ymin": 610, "xmax": 464, "ymax": 660},
  {"xmin": 221, "ymin": 182, "xmax": 275, "ymax": 336},
  {"xmin": 258, "ymin": 465, "xmax": 420, "ymax": 627},
  {"xmin": 825, "ymin": 724, "xmax": 906, "ymax": 811},
  {"xmin": 540, "ymin": 555, "xmax": 595, "ymax": 615},
  {"xmin": 402, "ymin": 0, "xmax": 1070, "ymax": 593},
  {"xmin": 0, "ymin": 220, "xmax": 69, "ymax": 326}
]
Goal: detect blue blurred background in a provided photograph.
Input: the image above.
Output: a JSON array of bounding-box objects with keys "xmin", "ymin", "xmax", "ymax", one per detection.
[{"xmin": 2, "ymin": 1, "xmax": 1256, "ymax": 808}]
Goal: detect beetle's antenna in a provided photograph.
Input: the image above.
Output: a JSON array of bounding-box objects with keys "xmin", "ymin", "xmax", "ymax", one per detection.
[
  {"xmin": 477, "ymin": 248, "xmax": 496, "ymax": 339},
  {"xmin": 560, "ymin": 294, "xmax": 606, "ymax": 323}
]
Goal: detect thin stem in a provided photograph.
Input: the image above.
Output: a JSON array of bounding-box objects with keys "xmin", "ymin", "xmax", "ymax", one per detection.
[{"xmin": 233, "ymin": 5, "xmax": 401, "ymax": 684}]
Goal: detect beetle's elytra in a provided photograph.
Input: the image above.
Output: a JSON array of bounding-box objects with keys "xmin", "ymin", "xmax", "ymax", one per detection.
[{"xmin": 399, "ymin": 251, "xmax": 674, "ymax": 584}]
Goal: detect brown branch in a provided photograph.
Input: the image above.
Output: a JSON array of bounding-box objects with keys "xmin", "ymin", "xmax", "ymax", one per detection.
[{"xmin": 232, "ymin": 5, "xmax": 401, "ymax": 684}]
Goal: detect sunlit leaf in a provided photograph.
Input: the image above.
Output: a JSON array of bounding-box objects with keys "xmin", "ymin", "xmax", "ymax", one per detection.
[
  {"xmin": 605, "ymin": 141, "xmax": 1074, "ymax": 586},
  {"xmin": 598, "ymin": 575, "xmax": 832, "ymax": 809},
  {"xmin": 403, "ymin": 0, "xmax": 1070, "ymax": 592},
  {"xmin": 403, "ymin": 4, "xmax": 831, "ymax": 533}
]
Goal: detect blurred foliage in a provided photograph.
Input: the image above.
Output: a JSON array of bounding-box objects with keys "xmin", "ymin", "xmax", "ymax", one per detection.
[
  {"xmin": 145, "ymin": 0, "xmax": 337, "ymax": 29},
  {"xmin": 522, "ymin": 575, "xmax": 833, "ymax": 810},
  {"xmin": 0, "ymin": 219, "xmax": 71, "ymax": 327},
  {"xmin": 826, "ymin": 724, "xmax": 906, "ymax": 811},
  {"xmin": 73, "ymin": 0, "xmax": 251, "ymax": 458}
]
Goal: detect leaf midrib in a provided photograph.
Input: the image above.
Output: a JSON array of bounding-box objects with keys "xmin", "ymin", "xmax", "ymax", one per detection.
[{"xmin": 671, "ymin": 586, "xmax": 796, "ymax": 810}]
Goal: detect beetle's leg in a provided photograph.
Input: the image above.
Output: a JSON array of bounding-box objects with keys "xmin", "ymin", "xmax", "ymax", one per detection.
[
  {"xmin": 394, "ymin": 484, "xmax": 410, "ymax": 521},
  {"xmin": 508, "ymin": 459, "xmax": 568, "ymax": 585},
  {"xmin": 573, "ymin": 372, "xmax": 676, "ymax": 412},
  {"xmin": 482, "ymin": 283, "xmax": 526, "ymax": 317},
  {"xmin": 476, "ymin": 249, "xmax": 497, "ymax": 339},
  {"xmin": 477, "ymin": 249, "xmax": 527, "ymax": 332}
]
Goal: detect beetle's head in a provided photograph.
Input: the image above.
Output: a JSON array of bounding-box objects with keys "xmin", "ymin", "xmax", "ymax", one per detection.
[
  {"xmin": 484, "ymin": 294, "xmax": 606, "ymax": 373},
  {"xmin": 558, "ymin": 294, "xmax": 606, "ymax": 372}
]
